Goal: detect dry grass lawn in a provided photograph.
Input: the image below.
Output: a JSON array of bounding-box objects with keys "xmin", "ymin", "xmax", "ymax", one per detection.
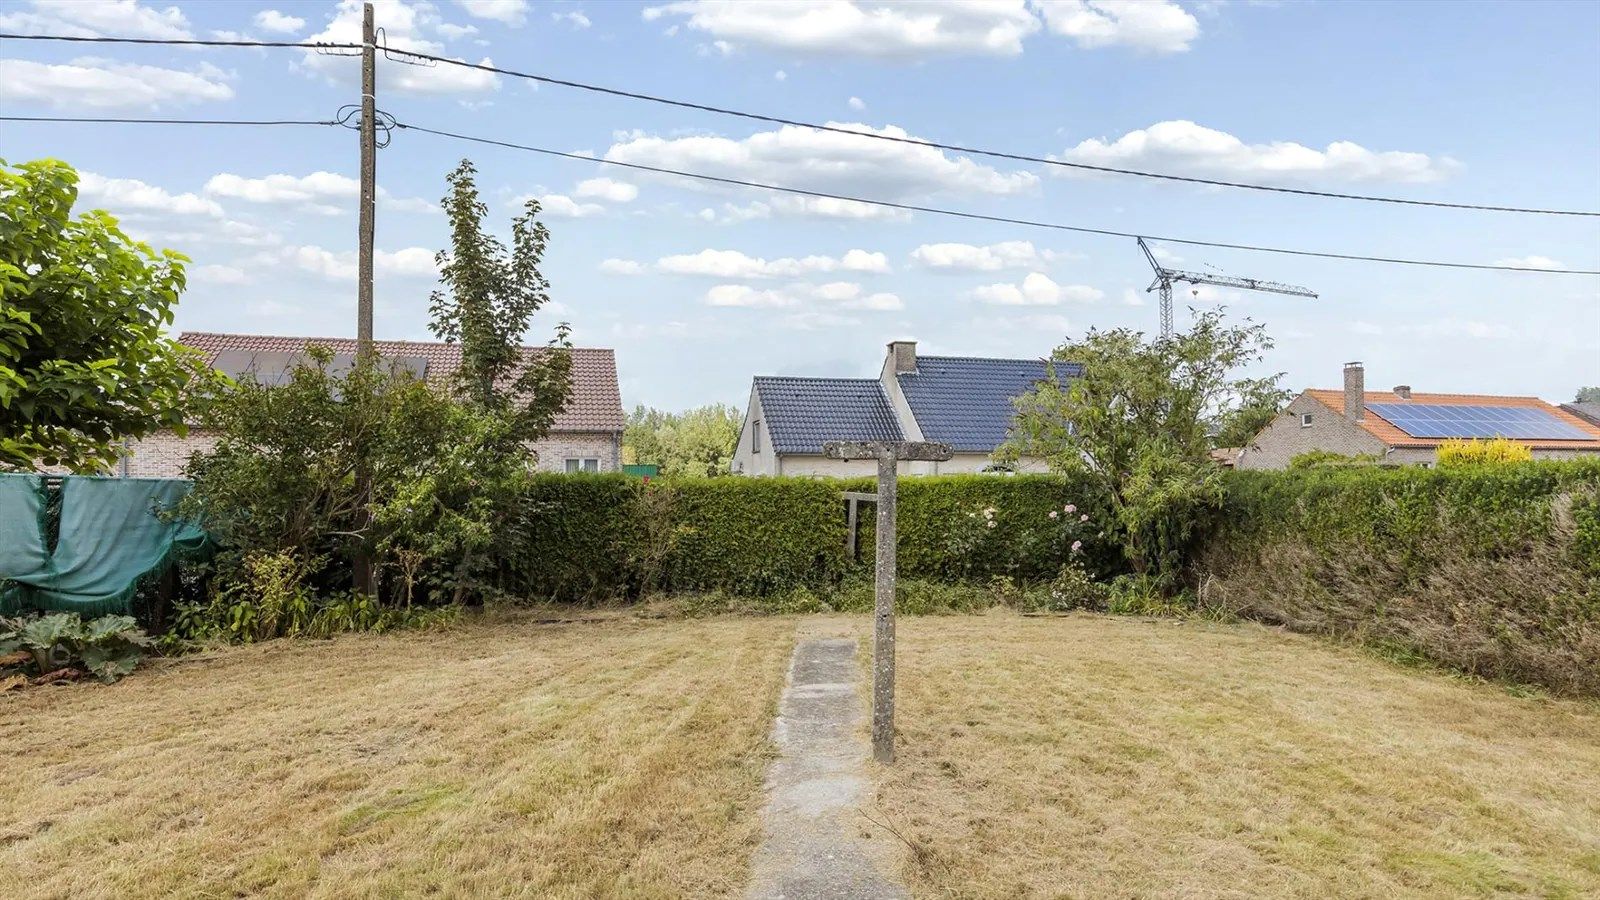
[
  {"xmin": 872, "ymin": 613, "xmax": 1600, "ymax": 899},
  {"xmin": 0, "ymin": 614, "xmax": 794, "ymax": 899}
]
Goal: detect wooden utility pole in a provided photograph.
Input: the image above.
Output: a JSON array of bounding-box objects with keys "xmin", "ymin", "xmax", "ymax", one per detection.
[
  {"xmin": 352, "ymin": 1, "xmax": 377, "ymax": 597},
  {"xmin": 357, "ymin": 1, "xmax": 376, "ymax": 357},
  {"xmin": 824, "ymin": 440, "xmax": 953, "ymax": 763}
]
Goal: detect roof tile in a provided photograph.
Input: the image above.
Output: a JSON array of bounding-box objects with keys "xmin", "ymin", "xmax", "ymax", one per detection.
[
  {"xmin": 180, "ymin": 332, "xmax": 623, "ymax": 432},
  {"xmin": 898, "ymin": 356, "xmax": 1075, "ymax": 452},
  {"xmin": 1305, "ymin": 389, "xmax": 1600, "ymax": 450},
  {"xmin": 753, "ymin": 376, "xmax": 902, "ymax": 454}
]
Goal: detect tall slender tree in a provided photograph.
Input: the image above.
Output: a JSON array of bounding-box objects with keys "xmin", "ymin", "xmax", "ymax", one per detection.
[{"xmin": 429, "ymin": 159, "xmax": 571, "ymax": 441}]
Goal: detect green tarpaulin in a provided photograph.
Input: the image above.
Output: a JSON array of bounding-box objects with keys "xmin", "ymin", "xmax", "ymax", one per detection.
[{"xmin": 0, "ymin": 474, "xmax": 210, "ymax": 617}]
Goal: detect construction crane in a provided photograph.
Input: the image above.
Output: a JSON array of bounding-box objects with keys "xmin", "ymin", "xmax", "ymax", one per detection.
[{"xmin": 1137, "ymin": 237, "xmax": 1317, "ymax": 337}]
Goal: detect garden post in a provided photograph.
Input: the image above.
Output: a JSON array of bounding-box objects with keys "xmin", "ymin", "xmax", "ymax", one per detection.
[{"xmin": 824, "ymin": 440, "xmax": 953, "ymax": 764}]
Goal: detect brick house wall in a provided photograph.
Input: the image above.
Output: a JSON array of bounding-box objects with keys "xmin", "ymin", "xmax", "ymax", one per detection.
[
  {"xmin": 116, "ymin": 427, "xmax": 620, "ymax": 478},
  {"xmin": 1236, "ymin": 393, "xmax": 1388, "ymax": 470},
  {"xmin": 115, "ymin": 429, "xmax": 220, "ymax": 478},
  {"xmin": 530, "ymin": 431, "xmax": 623, "ymax": 473}
]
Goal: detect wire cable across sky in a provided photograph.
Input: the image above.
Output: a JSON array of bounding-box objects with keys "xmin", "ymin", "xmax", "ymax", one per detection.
[
  {"xmin": 5, "ymin": 30, "xmax": 1598, "ymax": 218},
  {"xmin": 392, "ymin": 121, "xmax": 1600, "ymax": 276}
]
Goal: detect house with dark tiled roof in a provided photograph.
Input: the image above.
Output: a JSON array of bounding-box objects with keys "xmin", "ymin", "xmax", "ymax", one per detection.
[
  {"xmin": 116, "ymin": 332, "xmax": 624, "ymax": 478},
  {"xmin": 1563, "ymin": 401, "xmax": 1600, "ymax": 428},
  {"xmin": 732, "ymin": 341, "xmax": 1069, "ymax": 476},
  {"xmin": 1236, "ymin": 362, "xmax": 1600, "ymax": 470}
]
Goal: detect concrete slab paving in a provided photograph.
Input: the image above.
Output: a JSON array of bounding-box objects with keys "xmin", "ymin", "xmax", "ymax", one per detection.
[{"xmin": 745, "ymin": 630, "xmax": 906, "ymax": 900}]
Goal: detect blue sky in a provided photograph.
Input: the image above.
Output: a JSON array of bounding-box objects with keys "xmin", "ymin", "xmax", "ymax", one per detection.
[{"xmin": 4, "ymin": 0, "xmax": 1598, "ymax": 410}]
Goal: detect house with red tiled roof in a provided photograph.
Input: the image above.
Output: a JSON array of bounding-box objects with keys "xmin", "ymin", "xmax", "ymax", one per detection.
[
  {"xmin": 115, "ymin": 332, "xmax": 624, "ymax": 478},
  {"xmin": 1236, "ymin": 362, "xmax": 1600, "ymax": 470}
]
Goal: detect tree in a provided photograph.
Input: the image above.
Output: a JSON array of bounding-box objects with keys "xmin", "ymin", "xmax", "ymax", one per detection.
[
  {"xmin": 183, "ymin": 348, "xmax": 526, "ymax": 607},
  {"xmin": 623, "ymin": 403, "xmax": 742, "ymax": 477},
  {"xmin": 1210, "ymin": 380, "xmax": 1289, "ymax": 449},
  {"xmin": 0, "ymin": 158, "xmax": 214, "ymax": 472},
  {"xmin": 1001, "ymin": 310, "xmax": 1281, "ymax": 581},
  {"xmin": 429, "ymin": 159, "xmax": 571, "ymax": 442},
  {"xmin": 1577, "ymin": 387, "xmax": 1600, "ymax": 404}
]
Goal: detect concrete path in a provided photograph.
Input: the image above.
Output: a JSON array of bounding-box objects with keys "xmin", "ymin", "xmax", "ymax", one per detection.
[{"xmin": 745, "ymin": 631, "xmax": 906, "ymax": 900}]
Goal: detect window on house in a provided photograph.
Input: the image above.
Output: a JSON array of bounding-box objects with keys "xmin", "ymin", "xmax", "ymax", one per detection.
[
  {"xmin": 1300, "ymin": 413, "xmax": 1314, "ymax": 428},
  {"xmin": 564, "ymin": 458, "xmax": 600, "ymax": 473},
  {"xmin": 752, "ymin": 420, "xmax": 762, "ymax": 453}
]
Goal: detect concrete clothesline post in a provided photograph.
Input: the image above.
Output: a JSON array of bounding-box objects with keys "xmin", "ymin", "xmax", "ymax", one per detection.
[{"xmin": 824, "ymin": 440, "xmax": 953, "ymax": 763}]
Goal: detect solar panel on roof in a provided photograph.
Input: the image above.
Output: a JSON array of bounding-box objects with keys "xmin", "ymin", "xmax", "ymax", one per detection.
[
  {"xmin": 212, "ymin": 349, "xmax": 429, "ymax": 385},
  {"xmin": 1367, "ymin": 403, "xmax": 1594, "ymax": 441}
]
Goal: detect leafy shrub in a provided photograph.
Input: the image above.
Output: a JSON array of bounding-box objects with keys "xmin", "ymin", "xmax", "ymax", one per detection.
[
  {"xmin": 493, "ymin": 473, "xmax": 1122, "ymax": 602},
  {"xmin": 1288, "ymin": 449, "xmax": 1381, "ymax": 470},
  {"xmin": 169, "ymin": 550, "xmax": 458, "ymax": 644},
  {"xmin": 1037, "ymin": 560, "xmax": 1108, "ymax": 612},
  {"xmin": 0, "ymin": 612, "xmax": 153, "ymax": 682},
  {"xmin": 1196, "ymin": 460, "xmax": 1600, "ymax": 695},
  {"xmin": 1436, "ymin": 437, "xmax": 1534, "ymax": 467},
  {"xmin": 183, "ymin": 349, "xmax": 535, "ymax": 610}
]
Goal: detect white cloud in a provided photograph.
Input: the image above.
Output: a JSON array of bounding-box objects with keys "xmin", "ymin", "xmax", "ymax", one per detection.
[
  {"xmin": 253, "ymin": 9, "xmax": 306, "ymax": 33},
  {"xmin": 1492, "ymin": 255, "xmax": 1565, "ymax": 270},
  {"xmin": 774, "ymin": 69, "xmax": 787, "ymax": 81},
  {"xmin": 142, "ymin": 219, "xmax": 282, "ymax": 249},
  {"xmin": 705, "ymin": 284, "xmax": 795, "ymax": 308},
  {"xmin": 1120, "ymin": 287, "xmax": 1146, "ymax": 306},
  {"xmin": 376, "ymin": 247, "xmax": 439, "ymax": 277},
  {"xmin": 703, "ymin": 280, "xmax": 901, "ymax": 311},
  {"xmin": 437, "ymin": 21, "xmax": 479, "ymax": 38},
  {"xmin": 301, "ymin": 1, "xmax": 499, "ymax": 95},
  {"xmin": 600, "ymin": 258, "xmax": 646, "ymax": 275},
  {"xmin": 1057, "ymin": 120, "xmax": 1459, "ymax": 183},
  {"xmin": 606, "ymin": 122, "xmax": 1035, "ymax": 209},
  {"xmin": 0, "ymin": 0, "xmax": 192, "ymax": 39},
  {"xmin": 530, "ymin": 194, "xmax": 605, "ymax": 217},
  {"xmin": 456, "ymin": 0, "xmax": 528, "ymax": 25},
  {"xmin": 77, "ymin": 172, "xmax": 223, "ymax": 217},
  {"xmin": 574, "ymin": 177, "xmax": 639, "ymax": 203},
  {"xmin": 841, "ymin": 249, "xmax": 891, "ymax": 272},
  {"xmin": 716, "ymin": 197, "xmax": 912, "ymax": 222},
  {"xmin": 1034, "ymin": 0, "xmax": 1198, "ymax": 54},
  {"xmin": 642, "ymin": 0, "xmax": 1040, "ymax": 59},
  {"xmin": 911, "ymin": 241, "xmax": 1054, "ymax": 271},
  {"xmin": 553, "ymin": 10, "xmax": 591, "ymax": 28},
  {"xmin": 848, "ymin": 96, "xmax": 866, "ymax": 111},
  {"xmin": 192, "ymin": 264, "xmax": 249, "ymax": 285},
  {"xmin": 205, "ymin": 171, "xmax": 354, "ymax": 215},
  {"xmin": 973, "ymin": 272, "xmax": 1103, "ymax": 306},
  {"xmin": 0, "ymin": 58, "xmax": 232, "ymax": 109},
  {"xmin": 656, "ymin": 248, "xmax": 889, "ymax": 278},
  {"xmin": 203, "ymin": 171, "xmax": 433, "ymax": 215},
  {"xmin": 278, "ymin": 244, "xmax": 437, "ymax": 280}
]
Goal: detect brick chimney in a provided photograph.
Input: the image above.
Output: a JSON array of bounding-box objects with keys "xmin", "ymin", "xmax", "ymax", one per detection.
[
  {"xmin": 889, "ymin": 340, "xmax": 917, "ymax": 374},
  {"xmin": 1393, "ymin": 385, "xmax": 1412, "ymax": 400},
  {"xmin": 1344, "ymin": 362, "xmax": 1365, "ymax": 422}
]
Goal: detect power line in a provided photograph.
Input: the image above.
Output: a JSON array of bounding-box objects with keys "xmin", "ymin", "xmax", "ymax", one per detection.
[
  {"xmin": 393, "ymin": 121, "xmax": 1600, "ymax": 276},
  {"xmin": 8, "ymin": 31, "xmax": 1598, "ymax": 218},
  {"xmin": 0, "ymin": 33, "xmax": 359, "ymax": 50},
  {"xmin": 2, "ymin": 115, "xmax": 341, "ymax": 127},
  {"xmin": 379, "ymin": 47, "xmax": 1600, "ymax": 219}
]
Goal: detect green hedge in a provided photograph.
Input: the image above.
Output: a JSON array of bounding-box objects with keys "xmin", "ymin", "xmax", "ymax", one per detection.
[
  {"xmin": 1195, "ymin": 460, "xmax": 1600, "ymax": 695},
  {"xmin": 502, "ymin": 473, "xmax": 1118, "ymax": 602}
]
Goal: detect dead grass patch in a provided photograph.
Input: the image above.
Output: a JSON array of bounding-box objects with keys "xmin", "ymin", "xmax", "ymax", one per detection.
[
  {"xmin": 0, "ymin": 612, "xmax": 794, "ymax": 898},
  {"xmin": 873, "ymin": 612, "xmax": 1600, "ymax": 898}
]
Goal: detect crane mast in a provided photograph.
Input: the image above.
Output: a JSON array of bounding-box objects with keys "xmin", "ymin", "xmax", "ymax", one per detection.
[{"xmin": 1137, "ymin": 237, "xmax": 1317, "ymax": 338}]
